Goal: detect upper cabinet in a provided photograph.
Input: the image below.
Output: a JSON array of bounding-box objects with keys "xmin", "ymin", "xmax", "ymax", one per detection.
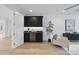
[{"xmin": 24, "ymin": 16, "xmax": 43, "ymax": 27}]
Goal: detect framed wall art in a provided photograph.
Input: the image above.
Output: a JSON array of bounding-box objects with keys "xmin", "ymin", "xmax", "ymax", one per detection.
[{"xmin": 65, "ymin": 19, "xmax": 75, "ymax": 32}]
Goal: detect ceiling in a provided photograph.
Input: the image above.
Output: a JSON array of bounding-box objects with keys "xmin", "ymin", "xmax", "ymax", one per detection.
[{"xmin": 3, "ymin": 4, "xmax": 79, "ymax": 16}]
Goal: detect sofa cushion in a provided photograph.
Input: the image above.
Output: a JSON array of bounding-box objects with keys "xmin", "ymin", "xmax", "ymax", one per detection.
[{"xmin": 53, "ymin": 34, "xmax": 58, "ymax": 40}]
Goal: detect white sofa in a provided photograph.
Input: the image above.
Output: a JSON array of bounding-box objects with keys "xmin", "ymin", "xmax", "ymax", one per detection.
[{"xmin": 52, "ymin": 35, "xmax": 70, "ymax": 50}]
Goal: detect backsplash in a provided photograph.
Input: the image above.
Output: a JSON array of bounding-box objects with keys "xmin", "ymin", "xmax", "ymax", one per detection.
[{"xmin": 24, "ymin": 27, "xmax": 43, "ymax": 31}]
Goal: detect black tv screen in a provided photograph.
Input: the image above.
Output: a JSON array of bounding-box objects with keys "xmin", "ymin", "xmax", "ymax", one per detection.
[{"xmin": 24, "ymin": 16, "xmax": 43, "ymax": 27}]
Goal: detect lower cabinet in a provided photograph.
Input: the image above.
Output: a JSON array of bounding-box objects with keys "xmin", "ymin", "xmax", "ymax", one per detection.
[
  {"xmin": 24, "ymin": 32, "xmax": 30, "ymax": 42},
  {"xmin": 24, "ymin": 31, "xmax": 43, "ymax": 42},
  {"xmin": 36, "ymin": 31, "xmax": 43, "ymax": 42}
]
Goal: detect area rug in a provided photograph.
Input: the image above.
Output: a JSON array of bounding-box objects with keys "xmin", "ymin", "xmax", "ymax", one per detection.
[
  {"xmin": 69, "ymin": 45, "xmax": 79, "ymax": 55},
  {"xmin": 64, "ymin": 45, "xmax": 79, "ymax": 55}
]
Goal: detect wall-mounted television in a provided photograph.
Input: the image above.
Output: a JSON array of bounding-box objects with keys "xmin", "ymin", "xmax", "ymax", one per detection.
[{"xmin": 24, "ymin": 16, "xmax": 43, "ymax": 27}]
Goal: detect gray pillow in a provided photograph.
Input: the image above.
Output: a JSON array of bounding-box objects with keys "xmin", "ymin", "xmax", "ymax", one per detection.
[{"xmin": 53, "ymin": 34, "xmax": 58, "ymax": 40}]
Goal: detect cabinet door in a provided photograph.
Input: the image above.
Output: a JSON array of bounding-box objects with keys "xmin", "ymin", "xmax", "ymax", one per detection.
[
  {"xmin": 24, "ymin": 32, "xmax": 30, "ymax": 42},
  {"xmin": 36, "ymin": 32, "xmax": 43, "ymax": 42}
]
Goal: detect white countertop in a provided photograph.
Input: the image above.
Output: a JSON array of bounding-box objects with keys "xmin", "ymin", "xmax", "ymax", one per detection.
[{"xmin": 24, "ymin": 27, "xmax": 43, "ymax": 31}]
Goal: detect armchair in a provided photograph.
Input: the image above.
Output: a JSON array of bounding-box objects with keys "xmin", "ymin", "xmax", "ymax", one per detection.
[{"xmin": 52, "ymin": 34, "xmax": 70, "ymax": 50}]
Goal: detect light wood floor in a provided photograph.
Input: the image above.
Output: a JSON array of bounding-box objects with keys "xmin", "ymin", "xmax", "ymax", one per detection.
[
  {"xmin": 0, "ymin": 42, "xmax": 69, "ymax": 55},
  {"xmin": 0, "ymin": 37, "xmax": 79, "ymax": 55},
  {"xmin": 0, "ymin": 37, "xmax": 11, "ymax": 50}
]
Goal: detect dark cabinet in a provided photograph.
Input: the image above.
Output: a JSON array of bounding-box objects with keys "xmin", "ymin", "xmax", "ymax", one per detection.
[
  {"xmin": 24, "ymin": 16, "xmax": 43, "ymax": 27},
  {"xmin": 36, "ymin": 31, "xmax": 43, "ymax": 42},
  {"xmin": 24, "ymin": 31, "xmax": 43, "ymax": 42},
  {"xmin": 24, "ymin": 32, "xmax": 30, "ymax": 42}
]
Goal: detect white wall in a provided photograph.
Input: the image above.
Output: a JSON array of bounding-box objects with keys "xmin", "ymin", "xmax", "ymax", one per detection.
[
  {"xmin": 43, "ymin": 15, "xmax": 65, "ymax": 41},
  {"xmin": 0, "ymin": 5, "xmax": 13, "ymax": 38},
  {"xmin": 75, "ymin": 15, "xmax": 79, "ymax": 32}
]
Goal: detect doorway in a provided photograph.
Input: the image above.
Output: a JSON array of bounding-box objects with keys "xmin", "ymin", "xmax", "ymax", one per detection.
[
  {"xmin": 0, "ymin": 20, "xmax": 5, "ymax": 50},
  {"xmin": 0, "ymin": 20, "xmax": 5, "ymax": 39},
  {"xmin": 0, "ymin": 19, "xmax": 11, "ymax": 50}
]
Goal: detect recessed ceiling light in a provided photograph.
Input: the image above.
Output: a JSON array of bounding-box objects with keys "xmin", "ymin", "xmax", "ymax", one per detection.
[
  {"xmin": 15, "ymin": 11, "xmax": 19, "ymax": 14},
  {"xmin": 29, "ymin": 10, "xmax": 32, "ymax": 12}
]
